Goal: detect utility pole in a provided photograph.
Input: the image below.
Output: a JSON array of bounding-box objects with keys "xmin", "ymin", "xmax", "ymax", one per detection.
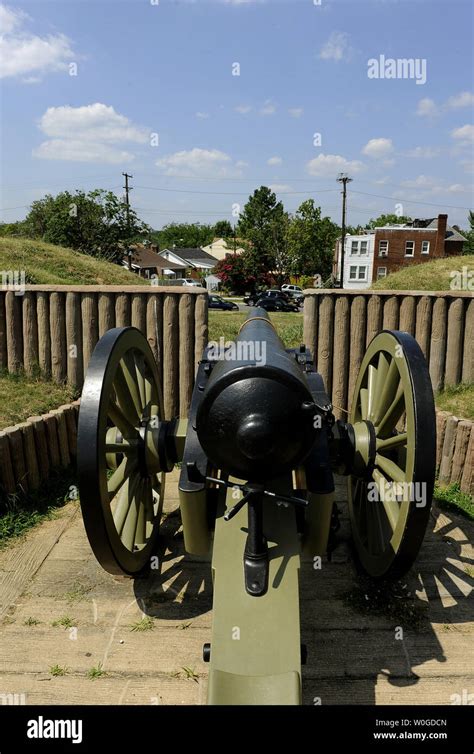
[
  {"xmin": 337, "ymin": 173, "xmax": 352, "ymax": 288},
  {"xmin": 122, "ymin": 172, "xmax": 133, "ymax": 270}
]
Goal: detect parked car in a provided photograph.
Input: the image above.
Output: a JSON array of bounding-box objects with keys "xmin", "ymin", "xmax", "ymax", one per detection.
[
  {"xmin": 253, "ymin": 297, "xmax": 285, "ymax": 312},
  {"xmin": 168, "ymin": 278, "xmax": 202, "ymax": 287},
  {"xmin": 281, "ymin": 284, "xmax": 303, "ymax": 297},
  {"xmin": 208, "ymin": 295, "xmax": 239, "ymax": 311},
  {"xmin": 244, "ymin": 289, "xmax": 291, "ymax": 306},
  {"xmin": 255, "ymin": 295, "xmax": 299, "ymax": 313}
]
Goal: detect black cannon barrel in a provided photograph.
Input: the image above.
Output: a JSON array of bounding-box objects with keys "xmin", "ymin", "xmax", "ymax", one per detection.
[{"xmin": 195, "ymin": 309, "xmax": 317, "ymax": 480}]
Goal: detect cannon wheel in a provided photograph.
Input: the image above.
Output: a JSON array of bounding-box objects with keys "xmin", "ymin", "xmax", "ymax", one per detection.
[
  {"xmin": 77, "ymin": 327, "xmax": 166, "ymax": 576},
  {"xmin": 348, "ymin": 330, "xmax": 436, "ymax": 579}
]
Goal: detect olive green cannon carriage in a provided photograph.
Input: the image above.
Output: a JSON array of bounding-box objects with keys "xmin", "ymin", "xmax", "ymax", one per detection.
[{"xmin": 77, "ymin": 309, "xmax": 436, "ymax": 704}]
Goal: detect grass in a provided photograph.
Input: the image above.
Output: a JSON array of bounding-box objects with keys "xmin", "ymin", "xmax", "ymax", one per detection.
[
  {"xmin": 0, "ymin": 468, "xmax": 77, "ymax": 549},
  {"xmin": 129, "ymin": 616, "xmax": 154, "ymax": 632},
  {"xmin": 434, "ymin": 483, "xmax": 473, "ymax": 520},
  {"xmin": 87, "ymin": 663, "xmax": 107, "ymax": 679},
  {"xmin": 64, "ymin": 582, "xmax": 92, "ymax": 603},
  {"xmin": 24, "ymin": 617, "xmax": 41, "ymax": 626},
  {"xmin": 0, "ymin": 237, "xmax": 147, "ymax": 286},
  {"xmin": 49, "ymin": 664, "xmax": 69, "ymax": 677},
  {"xmin": 0, "ymin": 370, "xmax": 77, "ymax": 429},
  {"xmin": 435, "ymin": 382, "xmax": 474, "ymax": 420},
  {"xmin": 343, "ymin": 578, "xmax": 428, "ymax": 629},
  {"xmin": 52, "ymin": 616, "xmax": 76, "ymax": 629},
  {"xmin": 371, "ymin": 254, "xmax": 474, "ymax": 291},
  {"xmin": 209, "ymin": 310, "xmax": 303, "ymax": 348}
]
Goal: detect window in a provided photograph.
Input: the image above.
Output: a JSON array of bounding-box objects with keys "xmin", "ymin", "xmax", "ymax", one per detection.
[
  {"xmin": 379, "ymin": 240, "xmax": 389, "ymax": 257},
  {"xmin": 358, "ymin": 266, "xmax": 367, "ymax": 280},
  {"xmin": 421, "ymin": 241, "xmax": 430, "ymax": 254},
  {"xmin": 360, "ymin": 240, "xmax": 368, "ymax": 254},
  {"xmin": 377, "ymin": 267, "xmax": 387, "ymax": 279},
  {"xmin": 350, "ymin": 241, "xmax": 358, "ymax": 255},
  {"xmin": 405, "ymin": 240, "xmax": 415, "ymax": 257},
  {"xmin": 349, "ymin": 265, "xmax": 358, "ymax": 280}
]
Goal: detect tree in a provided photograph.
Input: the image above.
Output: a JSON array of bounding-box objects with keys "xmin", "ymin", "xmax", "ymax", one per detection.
[
  {"xmin": 237, "ymin": 186, "xmax": 285, "ymax": 275},
  {"xmin": 214, "ymin": 252, "xmax": 270, "ymax": 294},
  {"xmin": 213, "ymin": 220, "xmax": 233, "ymax": 238},
  {"xmin": 151, "ymin": 222, "xmax": 214, "ymax": 250},
  {"xmin": 24, "ymin": 190, "xmax": 150, "ymax": 262},
  {"xmin": 367, "ymin": 213, "xmax": 412, "ymax": 228},
  {"xmin": 286, "ymin": 199, "xmax": 338, "ymax": 279},
  {"xmin": 463, "ymin": 211, "xmax": 474, "ymax": 255}
]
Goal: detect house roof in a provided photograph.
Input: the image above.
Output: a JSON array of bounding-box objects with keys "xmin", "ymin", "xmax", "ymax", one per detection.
[
  {"xmin": 168, "ymin": 247, "xmax": 217, "ymax": 261},
  {"xmin": 160, "ymin": 247, "xmax": 216, "ymax": 268},
  {"xmin": 425, "ymin": 219, "xmax": 467, "ymax": 242},
  {"xmin": 127, "ymin": 246, "xmax": 185, "ymax": 270}
]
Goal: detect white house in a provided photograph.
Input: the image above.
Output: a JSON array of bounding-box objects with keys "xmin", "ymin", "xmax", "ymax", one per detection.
[
  {"xmin": 159, "ymin": 247, "xmax": 217, "ymax": 276},
  {"xmin": 334, "ymin": 233, "xmax": 375, "ymax": 290},
  {"xmin": 201, "ymin": 238, "xmax": 245, "ymax": 262}
]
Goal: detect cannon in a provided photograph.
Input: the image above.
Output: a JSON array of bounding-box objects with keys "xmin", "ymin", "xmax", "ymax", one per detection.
[{"xmin": 77, "ymin": 309, "xmax": 436, "ymax": 704}]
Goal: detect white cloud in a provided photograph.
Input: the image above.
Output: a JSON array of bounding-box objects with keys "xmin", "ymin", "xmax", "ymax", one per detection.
[
  {"xmin": 33, "ymin": 140, "xmax": 133, "ymax": 164},
  {"xmin": 156, "ymin": 147, "xmax": 242, "ymax": 178},
  {"xmin": 446, "ymin": 91, "xmax": 474, "ymax": 109},
  {"xmin": 400, "ymin": 174, "xmax": 437, "ymax": 189},
  {"xmin": 319, "ymin": 31, "xmax": 352, "ymax": 62},
  {"xmin": 267, "ymin": 156, "xmax": 282, "ymax": 166},
  {"xmin": 38, "ymin": 103, "xmax": 149, "ymax": 143},
  {"xmin": 459, "ymin": 159, "xmax": 474, "ymax": 174},
  {"xmin": 259, "ymin": 99, "xmax": 276, "ymax": 116},
  {"xmin": 288, "ymin": 107, "xmax": 304, "ymax": 118},
  {"xmin": 451, "ymin": 124, "xmax": 474, "ymax": 144},
  {"xmin": 400, "ymin": 174, "xmax": 470, "ymax": 195},
  {"xmin": 306, "ymin": 153, "xmax": 365, "ymax": 177},
  {"xmin": 416, "ymin": 92, "xmax": 474, "ymax": 117},
  {"xmin": 406, "ymin": 146, "xmax": 441, "ymax": 158},
  {"xmin": 34, "ymin": 103, "xmax": 148, "ymax": 163},
  {"xmin": 235, "ymin": 104, "xmax": 252, "ymax": 114},
  {"xmin": 270, "ymin": 184, "xmax": 292, "ymax": 193},
  {"xmin": 416, "ymin": 98, "xmax": 437, "ymax": 117},
  {"xmin": 0, "ymin": 4, "xmax": 27, "ymax": 33},
  {"xmin": 362, "ymin": 138, "xmax": 394, "ymax": 158},
  {"xmin": 0, "ymin": 4, "xmax": 75, "ymax": 80},
  {"xmin": 195, "ymin": 111, "xmax": 209, "ymax": 119}
]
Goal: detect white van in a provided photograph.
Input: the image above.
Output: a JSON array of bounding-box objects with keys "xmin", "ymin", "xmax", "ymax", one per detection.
[{"xmin": 168, "ymin": 278, "xmax": 202, "ymax": 287}]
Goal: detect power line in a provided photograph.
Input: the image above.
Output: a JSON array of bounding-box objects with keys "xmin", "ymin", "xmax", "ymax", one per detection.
[
  {"xmin": 351, "ymin": 190, "xmax": 472, "ymax": 211},
  {"xmin": 134, "ymin": 184, "xmax": 340, "ymax": 196}
]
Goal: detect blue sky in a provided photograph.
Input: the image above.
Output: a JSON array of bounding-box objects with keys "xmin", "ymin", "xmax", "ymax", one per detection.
[{"xmin": 1, "ymin": 0, "xmax": 473, "ymax": 231}]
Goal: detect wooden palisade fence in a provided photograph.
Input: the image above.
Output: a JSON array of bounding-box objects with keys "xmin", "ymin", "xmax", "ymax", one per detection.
[
  {"xmin": 0, "ymin": 285, "xmax": 208, "ymax": 420},
  {"xmin": 303, "ymin": 289, "xmax": 474, "ymax": 419}
]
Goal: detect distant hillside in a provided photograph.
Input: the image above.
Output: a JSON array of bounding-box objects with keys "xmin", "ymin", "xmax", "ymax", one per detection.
[
  {"xmin": 0, "ymin": 238, "xmax": 147, "ymax": 286},
  {"xmin": 371, "ymin": 255, "xmax": 474, "ymax": 291}
]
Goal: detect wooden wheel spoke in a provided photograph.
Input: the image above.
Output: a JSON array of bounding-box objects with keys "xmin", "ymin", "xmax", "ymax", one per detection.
[
  {"xmin": 108, "ymin": 456, "xmax": 136, "ymax": 499},
  {"xmin": 369, "ymin": 352, "xmax": 390, "ymax": 422},
  {"xmin": 113, "ymin": 472, "xmax": 140, "ymax": 534},
  {"xmin": 121, "ymin": 479, "xmax": 142, "ymax": 551},
  {"xmin": 134, "ymin": 479, "xmax": 147, "ymax": 547},
  {"xmin": 372, "ymin": 357, "xmax": 400, "ymax": 427},
  {"xmin": 113, "ymin": 364, "xmax": 141, "ymax": 426},
  {"xmin": 359, "ymin": 388, "xmax": 369, "ymax": 420},
  {"xmin": 107, "ymin": 400, "xmax": 138, "ymax": 439},
  {"xmin": 376, "ymin": 382, "xmax": 405, "ymax": 437},
  {"xmin": 375, "ymin": 452, "xmax": 406, "ymax": 484},
  {"xmin": 376, "ymin": 432, "xmax": 408, "ymax": 452},
  {"xmin": 105, "ymin": 441, "xmax": 136, "ymax": 454},
  {"xmin": 134, "ymin": 351, "xmax": 147, "ymax": 412},
  {"xmin": 366, "ymin": 364, "xmax": 377, "ymax": 420},
  {"xmin": 121, "ymin": 352, "xmax": 144, "ymax": 417}
]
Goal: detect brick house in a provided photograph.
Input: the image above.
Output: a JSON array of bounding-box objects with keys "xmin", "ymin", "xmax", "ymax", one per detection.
[{"xmin": 334, "ymin": 214, "xmax": 466, "ymax": 289}]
